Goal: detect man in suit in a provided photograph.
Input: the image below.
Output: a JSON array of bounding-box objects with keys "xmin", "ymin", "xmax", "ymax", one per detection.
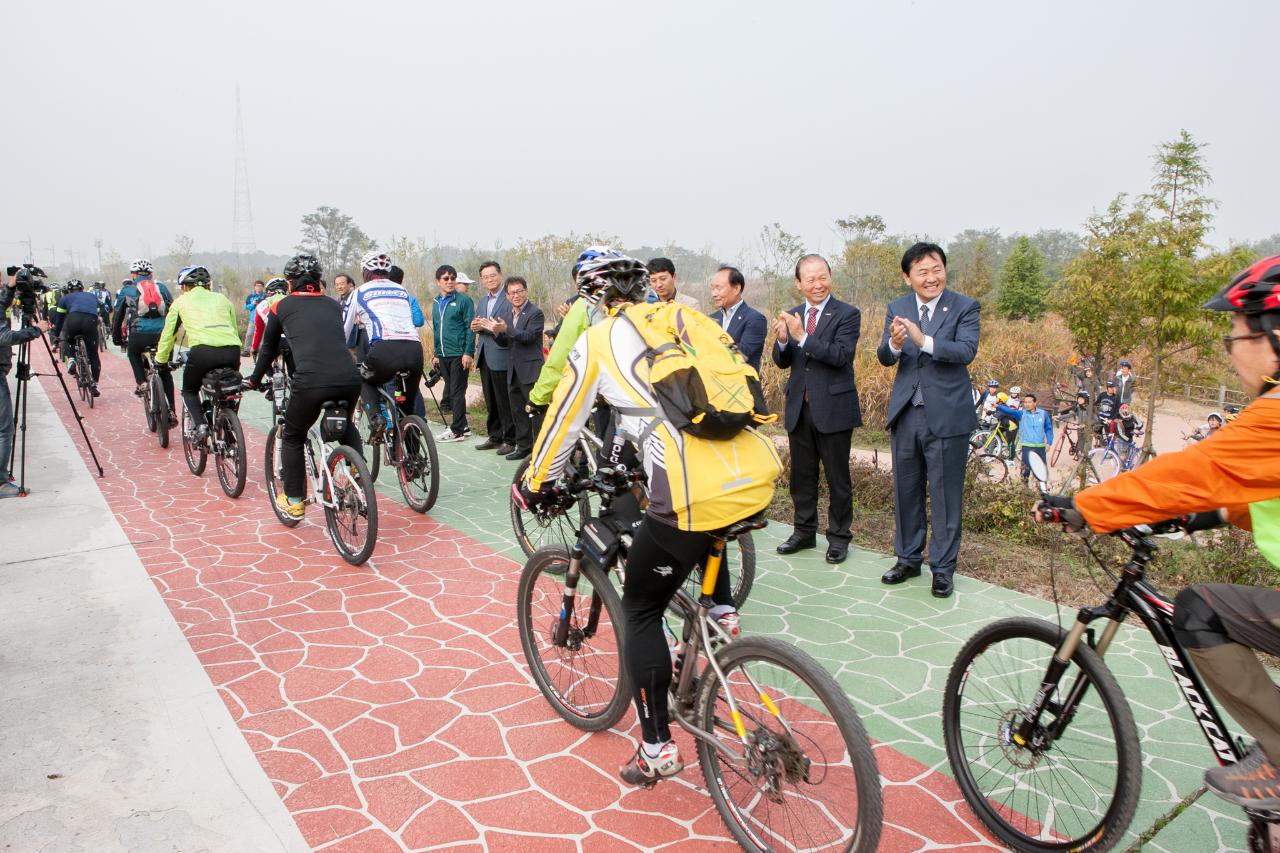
[
  {"xmin": 708, "ymin": 265, "xmax": 767, "ymax": 372},
  {"xmin": 772, "ymin": 254, "xmax": 862, "ymax": 564},
  {"xmin": 877, "ymin": 242, "xmax": 981, "ymax": 598},
  {"xmin": 494, "ymin": 275, "xmax": 545, "ymax": 460},
  {"xmin": 472, "ymin": 260, "xmax": 515, "ymax": 454}
]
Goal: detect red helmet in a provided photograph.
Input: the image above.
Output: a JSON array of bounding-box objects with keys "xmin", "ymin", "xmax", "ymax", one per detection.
[{"xmin": 1204, "ymin": 256, "xmax": 1280, "ymax": 314}]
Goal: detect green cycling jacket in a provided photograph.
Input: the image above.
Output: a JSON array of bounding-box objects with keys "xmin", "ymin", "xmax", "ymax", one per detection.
[{"xmin": 157, "ymin": 286, "xmax": 242, "ymax": 363}]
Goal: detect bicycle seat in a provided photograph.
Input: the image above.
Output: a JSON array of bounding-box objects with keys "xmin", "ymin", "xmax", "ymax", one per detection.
[{"xmin": 715, "ymin": 511, "xmax": 769, "ymax": 539}]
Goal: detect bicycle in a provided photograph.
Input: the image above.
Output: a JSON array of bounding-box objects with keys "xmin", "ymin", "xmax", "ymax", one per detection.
[
  {"xmin": 181, "ymin": 366, "xmax": 248, "ymax": 498},
  {"xmin": 1048, "ymin": 410, "xmax": 1085, "ymax": 466},
  {"xmin": 139, "ymin": 347, "xmax": 173, "ymax": 449},
  {"xmin": 96, "ymin": 314, "xmax": 108, "ymax": 353},
  {"xmin": 1086, "ymin": 429, "xmax": 1155, "ymax": 482},
  {"xmin": 971, "ymin": 417, "xmax": 1018, "ymax": 460},
  {"xmin": 942, "ymin": 516, "xmax": 1280, "ymax": 852},
  {"xmin": 262, "ymin": 360, "xmax": 378, "ymax": 565},
  {"xmin": 515, "ymin": 466, "xmax": 882, "ymax": 852},
  {"xmin": 359, "ymin": 372, "xmax": 439, "ymax": 513},
  {"xmin": 70, "ymin": 337, "xmax": 95, "ymax": 408}
]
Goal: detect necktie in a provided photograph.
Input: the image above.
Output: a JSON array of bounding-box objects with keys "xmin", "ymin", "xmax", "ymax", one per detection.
[
  {"xmin": 806, "ymin": 307, "xmax": 818, "ymax": 336},
  {"xmin": 912, "ymin": 303, "xmax": 929, "ymax": 406},
  {"xmin": 920, "ymin": 303, "xmax": 930, "ymax": 330}
]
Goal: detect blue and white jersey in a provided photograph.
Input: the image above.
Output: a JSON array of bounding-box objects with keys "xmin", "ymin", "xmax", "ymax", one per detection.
[{"xmin": 343, "ymin": 279, "xmax": 419, "ymax": 344}]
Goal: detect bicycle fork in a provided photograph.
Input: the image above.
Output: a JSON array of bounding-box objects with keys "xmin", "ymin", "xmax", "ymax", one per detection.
[{"xmin": 552, "ymin": 549, "xmax": 604, "ymax": 648}]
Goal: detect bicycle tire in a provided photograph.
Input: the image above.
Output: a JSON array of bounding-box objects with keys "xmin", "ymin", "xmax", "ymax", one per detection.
[
  {"xmin": 511, "ymin": 457, "xmax": 592, "ymax": 557},
  {"xmin": 696, "ymin": 635, "xmax": 883, "ymax": 853},
  {"xmin": 968, "ymin": 452, "xmax": 1008, "ymax": 483},
  {"xmin": 358, "ymin": 406, "xmax": 381, "ymax": 482},
  {"xmin": 942, "ymin": 617, "xmax": 1141, "ymax": 853},
  {"xmin": 183, "ymin": 407, "xmax": 208, "ymax": 475},
  {"xmin": 397, "ymin": 414, "xmax": 439, "ymax": 513},
  {"xmin": 154, "ymin": 382, "xmax": 170, "ymax": 449},
  {"xmin": 144, "ymin": 382, "xmax": 158, "ymax": 434},
  {"xmin": 324, "ymin": 445, "xmax": 377, "ymax": 566},
  {"xmin": 516, "ymin": 547, "xmax": 629, "ymax": 731},
  {"xmin": 681, "ymin": 534, "xmax": 756, "ymax": 611},
  {"xmin": 1087, "ymin": 448, "xmax": 1120, "ymax": 483},
  {"xmin": 264, "ymin": 425, "xmax": 301, "ymax": 528},
  {"xmin": 215, "ymin": 409, "xmax": 247, "ymax": 498}
]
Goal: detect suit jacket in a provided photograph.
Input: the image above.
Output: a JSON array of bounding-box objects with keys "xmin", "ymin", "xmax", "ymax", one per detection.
[
  {"xmin": 474, "ymin": 290, "xmax": 512, "ymax": 371},
  {"xmin": 770, "ymin": 297, "xmax": 862, "ymax": 434},
  {"xmin": 710, "ymin": 300, "xmax": 767, "ymax": 373},
  {"xmin": 876, "ymin": 288, "xmax": 981, "ymax": 437},
  {"xmin": 497, "ymin": 302, "xmax": 546, "ymax": 386}
]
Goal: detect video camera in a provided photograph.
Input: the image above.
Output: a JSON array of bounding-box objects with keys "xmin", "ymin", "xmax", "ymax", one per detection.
[
  {"xmin": 424, "ymin": 367, "xmax": 443, "ymax": 389},
  {"xmin": 6, "ymin": 264, "xmax": 48, "ymax": 317}
]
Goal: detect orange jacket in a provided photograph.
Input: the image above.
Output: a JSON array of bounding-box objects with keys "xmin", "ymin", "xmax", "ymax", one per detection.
[{"xmin": 1075, "ymin": 389, "xmax": 1280, "ymax": 534}]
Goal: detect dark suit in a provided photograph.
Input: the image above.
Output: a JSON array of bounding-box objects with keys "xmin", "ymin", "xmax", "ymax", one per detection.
[
  {"xmin": 771, "ymin": 297, "xmax": 862, "ymax": 544},
  {"xmin": 710, "ymin": 300, "xmax": 767, "ymax": 372},
  {"xmin": 475, "ymin": 290, "xmax": 515, "ymax": 445},
  {"xmin": 499, "ymin": 302, "xmax": 546, "ymax": 452},
  {"xmin": 876, "ymin": 288, "xmax": 981, "ymax": 579}
]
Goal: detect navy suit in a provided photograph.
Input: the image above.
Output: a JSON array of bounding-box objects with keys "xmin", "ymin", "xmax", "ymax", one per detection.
[
  {"xmin": 876, "ymin": 288, "xmax": 981, "ymax": 579},
  {"xmin": 475, "ymin": 290, "xmax": 515, "ymax": 445},
  {"xmin": 771, "ymin": 297, "xmax": 862, "ymax": 544},
  {"xmin": 709, "ymin": 300, "xmax": 767, "ymax": 373},
  {"xmin": 498, "ymin": 302, "xmax": 546, "ymax": 452}
]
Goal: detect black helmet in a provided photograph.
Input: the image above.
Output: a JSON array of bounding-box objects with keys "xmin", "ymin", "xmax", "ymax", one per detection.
[
  {"xmin": 284, "ymin": 254, "xmax": 322, "ymax": 282},
  {"xmin": 177, "ymin": 265, "xmax": 212, "ymax": 288},
  {"xmin": 67, "ymin": 279, "xmax": 84, "ymax": 291},
  {"xmin": 92, "ymin": 280, "xmax": 105, "ymax": 289}
]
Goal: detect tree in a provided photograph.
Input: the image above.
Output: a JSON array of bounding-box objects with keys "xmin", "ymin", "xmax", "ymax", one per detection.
[
  {"xmin": 996, "ymin": 237, "xmax": 1049, "ymax": 320},
  {"xmin": 1245, "ymin": 233, "xmax": 1280, "ymax": 257},
  {"xmin": 1027, "ymin": 228, "xmax": 1083, "ymax": 285},
  {"xmin": 953, "ymin": 236, "xmax": 995, "ymax": 301},
  {"xmin": 755, "ymin": 222, "xmax": 805, "ymax": 280},
  {"xmin": 169, "ymin": 234, "xmax": 195, "ymax": 267},
  {"xmin": 296, "ymin": 206, "xmax": 375, "ymax": 276},
  {"xmin": 834, "ymin": 213, "xmax": 902, "ymax": 306}
]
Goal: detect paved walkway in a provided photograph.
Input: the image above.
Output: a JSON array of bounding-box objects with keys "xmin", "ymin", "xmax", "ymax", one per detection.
[{"xmin": 0, "ymin": 347, "xmax": 1259, "ymax": 851}]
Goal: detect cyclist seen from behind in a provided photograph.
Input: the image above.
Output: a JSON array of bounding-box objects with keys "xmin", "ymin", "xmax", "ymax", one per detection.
[
  {"xmin": 246, "ymin": 255, "xmax": 363, "ymax": 518},
  {"xmin": 1040, "ymin": 256, "xmax": 1280, "ymax": 809},
  {"xmin": 113, "ymin": 259, "xmax": 176, "ymax": 421},
  {"xmin": 249, "ymin": 277, "xmax": 289, "ymax": 360},
  {"xmin": 344, "ymin": 250, "xmax": 423, "ymax": 438},
  {"xmin": 56, "ymin": 279, "xmax": 102, "ymax": 397},
  {"xmin": 156, "ymin": 265, "xmax": 241, "ymax": 440},
  {"xmin": 517, "ymin": 253, "xmax": 783, "ymax": 786}
]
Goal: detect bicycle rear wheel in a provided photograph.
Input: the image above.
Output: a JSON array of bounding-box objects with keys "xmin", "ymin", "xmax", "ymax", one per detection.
[
  {"xmin": 696, "ymin": 636, "xmax": 882, "ymax": 853},
  {"xmin": 154, "ymin": 382, "xmax": 170, "ymax": 449},
  {"xmin": 183, "ymin": 407, "xmax": 208, "ymax": 475},
  {"xmin": 263, "ymin": 425, "xmax": 301, "ymax": 528},
  {"xmin": 942, "ymin": 617, "xmax": 1141, "ymax": 853},
  {"xmin": 144, "ymin": 382, "xmax": 158, "ymax": 434},
  {"xmin": 358, "ymin": 406, "xmax": 381, "ymax": 482},
  {"xmin": 681, "ymin": 534, "xmax": 756, "ymax": 610},
  {"xmin": 511, "ymin": 455, "xmax": 593, "ymax": 557},
  {"xmin": 324, "ymin": 445, "xmax": 377, "ymax": 565},
  {"xmin": 517, "ymin": 547, "xmax": 629, "ymax": 731},
  {"xmin": 397, "ymin": 414, "xmax": 439, "ymax": 512},
  {"xmin": 215, "ymin": 409, "xmax": 247, "ymax": 498}
]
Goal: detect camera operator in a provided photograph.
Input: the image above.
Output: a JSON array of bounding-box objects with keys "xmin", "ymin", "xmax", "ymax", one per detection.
[{"xmin": 1, "ymin": 268, "xmax": 52, "ymax": 497}]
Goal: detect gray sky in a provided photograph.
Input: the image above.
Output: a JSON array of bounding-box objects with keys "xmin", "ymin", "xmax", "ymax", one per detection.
[{"xmin": 4, "ymin": 0, "xmax": 1277, "ymax": 269}]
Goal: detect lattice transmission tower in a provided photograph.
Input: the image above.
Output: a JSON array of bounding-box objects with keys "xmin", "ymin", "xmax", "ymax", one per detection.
[{"xmin": 231, "ymin": 86, "xmax": 257, "ymax": 255}]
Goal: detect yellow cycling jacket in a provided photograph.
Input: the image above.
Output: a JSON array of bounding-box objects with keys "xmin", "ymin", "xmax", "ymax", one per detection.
[{"xmin": 525, "ymin": 310, "xmax": 782, "ymax": 532}]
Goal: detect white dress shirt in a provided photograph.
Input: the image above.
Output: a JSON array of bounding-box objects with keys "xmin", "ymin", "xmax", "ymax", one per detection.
[
  {"xmin": 778, "ymin": 294, "xmax": 832, "ymax": 350},
  {"xmin": 720, "ymin": 298, "xmax": 742, "ymax": 331},
  {"xmin": 890, "ymin": 292, "xmax": 942, "ymax": 356}
]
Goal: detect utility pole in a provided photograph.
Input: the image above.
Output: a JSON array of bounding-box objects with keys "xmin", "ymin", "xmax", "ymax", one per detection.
[
  {"xmin": 232, "ymin": 85, "xmax": 257, "ymax": 262},
  {"xmin": 20, "ymin": 237, "xmax": 33, "ymax": 263},
  {"xmin": 94, "ymin": 238, "xmax": 103, "ymax": 273}
]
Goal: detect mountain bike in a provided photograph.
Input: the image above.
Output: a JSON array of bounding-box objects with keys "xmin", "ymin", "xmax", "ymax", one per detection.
[
  {"xmin": 182, "ymin": 367, "xmax": 248, "ymax": 498},
  {"xmin": 942, "ymin": 516, "xmax": 1280, "ymax": 852},
  {"xmin": 262, "ymin": 361, "xmax": 378, "ymax": 566},
  {"xmin": 96, "ymin": 314, "xmax": 108, "ymax": 352},
  {"xmin": 1048, "ymin": 411, "xmax": 1085, "ymax": 466},
  {"xmin": 359, "ymin": 372, "xmax": 439, "ymax": 513},
  {"xmin": 1086, "ymin": 429, "xmax": 1155, "ymax": 482},
  {"xmin": 515, "ymin": 467, "xmax": 882, "ymax": 853},
  {"xmin": 971, "ymin": 417, "xmax": 1017, "ymax": 460},
  {"xmin": 139, "ymin": 347, "xmax": 172, "ymax": 449},
  {"xmin": 71, "ymin": 337, "xmax": 95, "ymax": 408}
]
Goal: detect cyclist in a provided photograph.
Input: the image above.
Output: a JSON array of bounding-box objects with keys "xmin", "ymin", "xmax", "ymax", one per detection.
[
  {"xmin": 156, "ymin": 265, "xmax": 241, "ymax": 440},
  {"xmin": 1109, "ymin": 401, "xmax": 1143, "ymax": 464},
  {"xmin": 975, "ymin": 378, "xmax": 1001, "ymax": 420},
  {"xmin": 516, "ymin": 253, "xmax": 782, "ymax": 786},
  {"xmin": 344, "ymin": 250, "xmax": 422, "ymax": 438},
  {"xmin": 1189, "ymin": 411, "xmax": 1225, "ymax": 442},
  {"xmin": 997, "ymin": 390, "xmax": 1052, "ymax": 484},
  {"xmin": 55, "ymin": 280, "xmax": 102, "ymax": 397},
  {"xmin": 1039, "ymin": 255, "xmax": 1280, "ymax": 809},
  {"xmin": 92, "ymin": 281, "xmax": 112, "ymax": 321},
  {"xmin": 249, "ymin": 277, "xmax": 289, "ymax": 359},
  {"xmin": 113, "ymin": 260, "xmax": 175, "ymax": 422},
  {"xmin": 246, "ymin": 255, "xmax": 362, "ymax": 519}
]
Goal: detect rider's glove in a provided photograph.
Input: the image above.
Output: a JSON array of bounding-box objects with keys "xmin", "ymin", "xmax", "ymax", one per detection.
[
  {"xmin": 513, "ymin": 481, "xmax": 556, "ymax": 511},
  {"xmin": 526, "ymin": 402, "xmax": 547, "ymax": 419},
  {"xmin": 1035, "ymin": 494, "xmax": 1087, "ymax": 532}
]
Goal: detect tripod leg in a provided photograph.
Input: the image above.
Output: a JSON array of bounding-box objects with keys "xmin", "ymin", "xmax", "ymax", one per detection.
[{"xmin": 36, "ymin": 331, "xmax": 105, "ymax": 478}]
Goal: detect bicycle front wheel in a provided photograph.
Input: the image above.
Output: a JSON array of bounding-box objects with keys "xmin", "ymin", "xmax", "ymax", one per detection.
[
  {"xmin": 516, "ymin": 547, "xmax": 629, "ymax": 731},
  {"xmin": 324, "ymin": 445, "xmax": 377, "ymax": 565},
  {"xmin": 968, "ymin": 452, "xmax": 1008, "ymax": 483},
  {"xmin": 183, "ymin": 407, "xmax": 207, "ymax": 475},
  {"xmin": 1087, "ymin": 448, "xmax": 1120, "ymax": 483},
  {"xmin": 397, "ymin": 414, "xmax": 439, "ymax": 513},
  {"xmin": 696, "ymin": 636, "xmax": 883, "ymax": 853},
  {"xmin": 942, "ymin": 617, "xmax": 1141, "ymax": 853},
  {"xmin": 215, "ymin": 409, "xmax": 247, "ymax": 498},
  {"xmin": 511, "ymin": 458, "xmax": 591, "ymax": 557}
]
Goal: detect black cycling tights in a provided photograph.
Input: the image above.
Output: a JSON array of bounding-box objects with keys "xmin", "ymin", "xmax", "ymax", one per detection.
[
  {"xmin": 60, "ymin": 313, "xmax": 101, "ymax": 382},
  {"xmin": 623, "ymin": 518, "xmax": 715, "ymax": 745},
  {"xmin": 181, "ymin": 345, "xmax": 241, "ymax": 425},
  {"xmin": 281, "ymin": 385, "xmax": 363, "ymax": 498}
]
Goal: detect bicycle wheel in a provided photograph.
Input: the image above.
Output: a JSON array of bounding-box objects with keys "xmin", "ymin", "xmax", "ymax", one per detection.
[
  {"xmin": 516, "ymin": 547, "xmax": 629, "ymax": 731},
  {"xmin": 214, "ymin": 409, "xmax": 247, "ymax": 498},
  {"xmin": 942, "ymin": 617, "xmax": 1141, "ymax": 853},
  {"xmin": 144, "ymin": 381, "xmax": 158, "ymax": 434},
  {"xmin": 511, "ymin": 456, "xmax": 593, "ymax": 557},
  {"xmin": 154, "ymin": 382, "xmax": 170, "ymax": 449},
  {"xmin": 682, "ymin": 533, "xmax": 756, "ymax": 610},
  {"xmin": 968, "ymin": 452, "xmax": 1008, "ymax": 483},
  {"xmin": 397, "ymin": 414, "xmax": 439, "ymax": 513},
  {"xmin": 182, "ymin": 407, "xmax": 207, "ymax": 475},
  {"xmin": 358, "ymin": 406, "xmax": 381, "ymax": 482},
  {"xmin": 696, "ymin": 636, "xmax": 883, "ymax": 853},
  {"xmin": 1087, "ymin": 448, "xmax": 1120, "ymax": 483},
  {"xmin": 263, "ymin": 425, "xmax": 301, "ymax": 527},
  {"xmin": 324, "ymin": 445, "xmax": 377, "ymax": 565}
]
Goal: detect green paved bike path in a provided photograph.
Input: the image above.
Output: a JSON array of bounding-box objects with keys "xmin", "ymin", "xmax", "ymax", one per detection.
[{"xmin": 232, "ymin": 388, "xmax": 1252, "ymax": 851}]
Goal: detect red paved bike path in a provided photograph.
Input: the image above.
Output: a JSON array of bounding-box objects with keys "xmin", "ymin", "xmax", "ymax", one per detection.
[{"xmin": 39, "ymin": 353, "xmax": 1000, "ymax": 852}]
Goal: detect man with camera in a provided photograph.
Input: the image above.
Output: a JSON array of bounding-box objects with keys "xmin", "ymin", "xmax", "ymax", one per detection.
[{"xmin": 1, "ymin": 267, "xmax": 53, "ymax": 497}]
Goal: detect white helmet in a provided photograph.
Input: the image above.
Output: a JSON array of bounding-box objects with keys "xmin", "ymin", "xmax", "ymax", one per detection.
[
  {"xmin": 360, "ymin": 250, "xmax": 393, "ymax": 273},
  {"xmin": 1009, "ymin": 386, "xmax": 1022, "ymax": 397},
  {"xmin": 130, "ymin": 258, "xmax": 153, "ymax": 274}
]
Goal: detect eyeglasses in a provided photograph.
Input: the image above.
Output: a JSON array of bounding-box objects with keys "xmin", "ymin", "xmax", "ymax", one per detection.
[
  {"xmin": 1222, "ymin": 332, "xmax": 1265, "ymax": 354},
  {"xmin": 507, "ymin": 288, "xmax": 526, "ymax": 294},
  {"xmin": 440, "ymin": 276, "xmax": 456, "ymax": 282}
]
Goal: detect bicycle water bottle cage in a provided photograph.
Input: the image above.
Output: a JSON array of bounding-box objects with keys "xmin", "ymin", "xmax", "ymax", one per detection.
[{"xmin": 320, "ymin": 401, "xmax": 351, "ymax": 443}]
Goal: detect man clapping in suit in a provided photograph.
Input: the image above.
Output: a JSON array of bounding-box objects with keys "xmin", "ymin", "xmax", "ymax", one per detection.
[
  {"xmin": 493, "ymin": 276, "xmax": 545, "ymax": 460},
  {"xmin": 708, "ymin": 265, "xmax": 766, "ymax": 372},
  {"xmin": 876, "ymin": 243, "xmax": 980, "ymax": 598},
  {"xmin": 772, "ymin": 254, "xmax": 862, "ymax": 565}
]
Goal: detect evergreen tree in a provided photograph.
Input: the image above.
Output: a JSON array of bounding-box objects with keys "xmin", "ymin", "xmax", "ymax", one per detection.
[{"xmin": 996, "ymin": 236, "xmax": 1049, "ymax": 320}]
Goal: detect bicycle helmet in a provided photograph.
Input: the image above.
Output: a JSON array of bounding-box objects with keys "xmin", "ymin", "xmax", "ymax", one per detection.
[
  {"xmin": 264, "ymin": 277, "xmax": 288, "ymax": 296},
  {"xmin": 283, "ymin": 254, "xmax": 322, "ymax": 283},
  {"xmin": 572, "ymin": 246, "xmax": 622, "ymax": 281},
  {"xmin": 66, "ymin": 279, "xmax": 84, "ymax": 291},
  {"xmin": 1008, "ymin": 386, "xmax": 1022, "ymax": 397},
  {"xmin": 1206, "ymin": 256, "xmax": 1280, "ymax": 388},
  {"xmin": 92, "ymin": 281, "xmax": 105, "ymax": 289},
  {"xmin": 177, "ymin": 265, "xmax": 212, "ymax": 287},
  {"xmin": 1207, "ymin": 412, "xmax": 1223, "ymax": 424},
  {"xmin": 576, "ymin": 254, "xmax": 650, "ymax": 306},
  {"xmin": 986, "ymin": 379, "xmax": 999, "ymax": 388},
  {"xmin": 996, "ymin": 392, "xmax": 1009, "ymax": 404},
  {"xmin": 360, "ymin": 250, "xmax": 393, "ymax": 274},
  {"xmin": 119, "ymin": 277, "xmax": 132, "ymax": 287},
  {"xmin": 129, "ymin": 258, "xmax": 153, "ymax": 274}
]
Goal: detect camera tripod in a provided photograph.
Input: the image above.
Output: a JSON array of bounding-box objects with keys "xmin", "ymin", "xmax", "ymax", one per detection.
[{"xmin": 10, "ymin": 309, "xmax": 103, "ymax": 494}]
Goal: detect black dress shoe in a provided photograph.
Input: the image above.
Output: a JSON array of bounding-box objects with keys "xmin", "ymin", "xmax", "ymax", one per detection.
[
  {"xmin": 881, "ymin": 562, "xmax": 922, "ymax": 585},
  {"xmin": 496, "ymin": 444, "xmax": 516, "ymax": 455},
  {"xmin": 825, "ymin": 542, "xmax": 848, "ymax": 564},
  {"xmin": 475, "ymin": 438, "xmax": 500, "ymax": 451},
  {"xmin": 776, "ymin": 533, "xmax": 817, "ymax": 555},
  {"xmin": 505, "ymin": 447, "xmax": 531, "ymax": 460},
  {"xmin": 931, "ymin": 573, "xmax": 955, "ymax": 598}
]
